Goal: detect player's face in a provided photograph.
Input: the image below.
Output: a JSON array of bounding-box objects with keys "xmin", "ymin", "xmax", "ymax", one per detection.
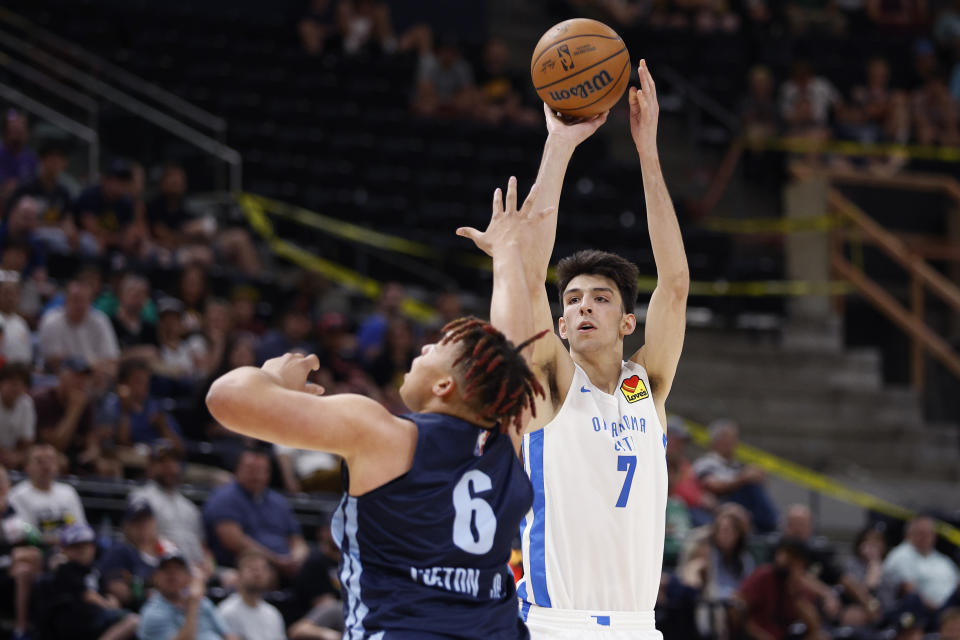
[
  {"xmin": 399, "ymin": 339, "xmax": 458, "ymax": 410},
  {"xmin": 558, "ymin": 274, "xmax": 635, "ymax": 353}
]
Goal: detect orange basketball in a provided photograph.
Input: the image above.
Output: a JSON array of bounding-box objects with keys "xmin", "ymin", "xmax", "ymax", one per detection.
[{"xmin": 531, "ymin": 18, "xmax": 631, "ymax": 119}]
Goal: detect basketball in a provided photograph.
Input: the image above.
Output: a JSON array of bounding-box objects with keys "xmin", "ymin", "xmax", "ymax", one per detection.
[{"xmin": 530, "ymin": 18, "xmax": 631, "ymax": 119}]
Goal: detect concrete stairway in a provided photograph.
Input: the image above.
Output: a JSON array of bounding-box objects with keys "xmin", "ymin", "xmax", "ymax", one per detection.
[{"xmin": 668, "ymin": 328, "xmax": 960, "ymax": 483}]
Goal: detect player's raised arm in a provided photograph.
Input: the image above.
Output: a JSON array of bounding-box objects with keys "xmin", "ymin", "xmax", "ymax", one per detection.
[
  {"xmin": 205, "ymin": 354, "xmax": 406, "ymax": 459},
  {"xmin": 628, "ymin": 60, "xmax": 690, "ymax": 413}
]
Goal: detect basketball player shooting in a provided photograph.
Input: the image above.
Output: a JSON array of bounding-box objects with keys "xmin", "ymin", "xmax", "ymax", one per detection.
[
  {"xmin": 206, "ymin": 180, "xmax": 552, "ymax": 639},
  {"xmin": 458, "ymin": 60, "xmax": 688, "ymax": 639}
]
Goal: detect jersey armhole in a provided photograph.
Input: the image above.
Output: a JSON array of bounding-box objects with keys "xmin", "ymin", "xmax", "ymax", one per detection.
[{"xmin": 344, "ymin": 415, "xmax": 422, "ymax": 499}]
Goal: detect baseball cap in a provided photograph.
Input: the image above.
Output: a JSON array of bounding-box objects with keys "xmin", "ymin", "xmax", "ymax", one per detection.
[
  {"xmin": 149, "ymin": 440, "xmax": 181, "ymax": 462},
  {"xmin": 123, "ymin": 499, "xmax": 154, "ymax": 523},
  {"xmin": 106, "ymin": 158, "xmax": 133, "ymax": 180},
  {"xmin": 156, "ymin": 297, "xmax": 185, "ymax": 316},
  {"xmin": 61, "ymin": 356, "xmax": 92, "ymax": 374},
  {"xmin": 60, "ymin": 523, "xmax": 95, "ymax": 547},
  {"xmin": 157, "ymin": 548, "xmax": 189, "ymax": 569},
  {"xmin": 667, "ymin": 416, "xmax": 690, "ymax": 440}
]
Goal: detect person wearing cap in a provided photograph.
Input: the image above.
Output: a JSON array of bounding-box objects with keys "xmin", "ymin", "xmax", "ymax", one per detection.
[
  {"xmin": 1, "ymin": 464, "xmax": 43, "ymax": 640},
  {"xmin": 71, "ymin": 158, "xmax": 141, "ymax": 255},
  {"xmin": 0, "ymin": 271, "xmax": 32, "ymax": 365},
  {"xmin": 155, "ymin": 296, "xmax": 208, "ymax": 385},
  {"xmin": 138, "ymin": 549, "xmax": 238, "ymax": 640},
  {"xmin": 129, "ymin": 442, "xmax": 209, "ymax": 568},
  {"xmin": 0, "ymin": 363, "xmax": 35, "ymax": 471},
  {"xmin": 37, "ymin": 276, "xmax": 121, "ymax": 379},
  {"xmin": 38, "ymin": 522, "xmax": 139, "ymax": 640},
  {"xmin": 665, "ymin": 416, "xmax": 715, "ymax": 526},
  {"xmin": 97, "ymin": 499, "xmax": 168, "ymax": 611}
]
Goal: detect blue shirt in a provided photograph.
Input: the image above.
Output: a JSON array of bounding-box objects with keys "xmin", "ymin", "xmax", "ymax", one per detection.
[
  {"xmin": 72, "ymin": 185, "xmax": 134, "ymax": 233},
  {"xmin": 203, "ymin": 482, "xmax": 301, "ymax": 567},
  {"xmin": 137, "ymin": 593, "xmax": 228, "ymax": 640},
  {"xmin": 97, "ymin": 540, "xmax": 157, "ymax": 588},
  {"xmin": 99, "ymin": 394, "xmax": 181, "ymax": 445},
  {"xmin": 0, "ymin": 145, "xmax": 37, "ymax": 184}
]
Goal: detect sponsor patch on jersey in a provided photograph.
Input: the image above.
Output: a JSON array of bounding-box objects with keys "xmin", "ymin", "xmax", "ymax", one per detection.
[{"xmin": 620, "ymin": 375, "xmax": 649, "ymax": 403}]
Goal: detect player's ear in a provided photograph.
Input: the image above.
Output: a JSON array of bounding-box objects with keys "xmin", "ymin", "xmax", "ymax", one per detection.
[
  {"xmin": 432, "ymin": 375, "xmax": 456, "ymax": 399},
  {"xmin": 621, "ymin": 313, "xmax": 637, "ymax": 336},
  {"xmin": 557, "ymin": 317, "xmax": 568, "ymax": 340}
]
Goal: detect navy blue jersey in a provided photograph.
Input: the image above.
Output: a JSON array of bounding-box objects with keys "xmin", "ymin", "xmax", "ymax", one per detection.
[{"xmin": 332, "ymin": 412, "xmax": 532, "ymax": 640}]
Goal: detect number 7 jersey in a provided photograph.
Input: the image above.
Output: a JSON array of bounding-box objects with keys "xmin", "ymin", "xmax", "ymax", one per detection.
[{"xmin": 518, "ymin": 361, "xmax": 668, "ymax": 614}]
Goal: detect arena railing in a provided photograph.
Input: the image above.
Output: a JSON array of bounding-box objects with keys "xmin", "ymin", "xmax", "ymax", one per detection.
[
  {"xmin": 0, "ymin": 23, "xmax": 241, "ymax": 191},
  {"xmin": 0, "ymin": 6, "xmax": 225, "ymax": 136},
  {"xmin": 0, "ymin": 80, "xmax": 98, "ymax": 174}
]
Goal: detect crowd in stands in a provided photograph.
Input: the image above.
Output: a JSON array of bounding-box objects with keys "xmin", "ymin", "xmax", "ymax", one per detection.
[{"xmin": 662, "ymin": 417, "xmax": 960, "ymax": 639}]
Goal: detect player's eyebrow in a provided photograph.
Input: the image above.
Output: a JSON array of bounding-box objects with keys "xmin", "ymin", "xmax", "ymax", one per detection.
[{"xmin": 563, "ymin": 287, "xmax": 615, "ymax": 299}]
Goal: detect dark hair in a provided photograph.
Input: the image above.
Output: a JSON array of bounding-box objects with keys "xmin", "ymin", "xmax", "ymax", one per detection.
[
  {"xmin": 441, "ymin": 317, "xmax": 547, "ymax": 434},
  {"xmin": 0, "ymin": 362, "xmax": 30, "ymax": 385},
  {"xmin": 117, "ymin": 358, "xmax": 152, "ymax": 383},
  {"xmin": 556, "ymin": 249, "xmax": 639, "ymax": 313}
]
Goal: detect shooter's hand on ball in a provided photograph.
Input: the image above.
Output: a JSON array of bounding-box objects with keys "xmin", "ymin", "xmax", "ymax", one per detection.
[
  {"xmin": 629, "ymin": 59, "xmax": 660, "ymax": 160},
  {"xmin": 544, "ymin": 103, "xmax": 608, "ymax": 150},
  {"xmin": 261, "ymin": 353, "xmax": 325, "ymax": 396}
]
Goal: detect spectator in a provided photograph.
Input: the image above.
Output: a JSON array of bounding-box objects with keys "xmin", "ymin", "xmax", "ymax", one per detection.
[
  {"xmin": 355, "ymin": 281, "xmax": 404, "ymax": 363},
  {"xmin": 97, "ymin": 499, "xmax": 166, "ymax": 610},
  {"xmin": 314, "ymin": 311, "xmax": 362, "ymax": 384},
  {"xmin": 473, "ymin": 38, "xmax": 540, "ymax": 127},
  {"xmin": 0, "ymin": 111, "xmax": 38, "ymax": 204},
  {"xmin": 732, "ymin": 538, "xmax": 824, "ymax": 640},
  {"xmin": 692, "ymin": 419, "xmax": 778, "ymax": 533},
  {"xmin": 882, "ymin": 515, "xmax": 959, "ymax": 612},
  {"xmin": 1, "ymin": 464, "xmax": 43, "ymax": 640},
  {"xmin": 72, "ymin": 159, "xmax": 145, "ymax": 255},
  {"xmin": 0, "ymin": 363, "xmax": 35, "ymax": 470},
  {"xmin": 0, "ymin": 272, "xmax": 33, "ymax": 364},
  {"xmin": 8, "ymin": 443, "xmax": 87, "ymax": 543},
  {"xmin": 145, "ymin": 164, "xmax": 203, "ymax": 256},
  {"xmin": 336, "ymin": 0, "xmax": 397, "ymax": 56},
  {"xmin": 866, "ymin": 0, "xmax": 928, "ymax": 34},
  {"xmin": 741, "ymin": 65, "xmax": 780, "ymax": 146},
  {"xmin": 33, "ymin": 357, "xmax": 106, "ymax": 472},
  {"xmin": 780, "ymin": 60, "xmax": 842, "ymax": 141},
  {"xmin": 365, "ymin": 316, "xmax": 417, "ymax": 388},
  {"xmin": 0, "ymin": 195, "xmax": 45, "ymax": 266},
  {"xmin": 412, "ymin": 38, "xmax": 477, "ymax": 118},
  {"xmin": 217, "ymin": 550, "xmax": 287, "ymax": 640},
  {"xmin": 784, "ymin": 0, "xmax": 847, "ymax": 34},
  {"xmin": 203, "ymin": 448, "xmax": 308, "ymax": 577},
  {"xmin": 665, "ymin": 418, "xmax": 714, "ymax": 526},
  {"xmin": 936, "ymin": 0, "xmax": 960, "ymax": 51},
  {"xmin": 178, "ymin": 264, "xmax": 209, "ymax": 334},
  {"xmin": 664, "ymin": 459, "xmax": 693, "ymax": 568},
  {"xmin": 138, "ymin": 549, "xmax": 238, "ymax": 640},
  {"xmin": 912, "ymin": 72, "xmax": 959, "ymax": 145},
  {"xmin": 38, "ymin": 523, "xmax": 139, "ymax": 640},
  {"xmin": 941, "ymin": 607, "xmax": 960, "ymax": 640},
  {"xmin": 37, "ymin": 277, "xmax": 120, "ymax": 378},
  {"xmin": 129, "ymin": 441, "xmax": 209, "ymax": 568},
  {"xmin": 256, "ymin": 306, "xmax": 315, "ymax": 364},
  {"xmin": 154, "ymin": 297, "xmax": 207, "ymax": 385},
  {"xmin": 847, "ymin": 57, "xmax": 898, "ymax": 141},
  {"xmin": 110, "ymin": 273, "xmax": 158, "ymax": 352},
  {"xmin": 842, "ymin": 526, "xmax": 890, "ymax": 602},
  {"xmin": 275, "ymin": 443, "xmax": 341, "ymax": 494},
  {"xmin": 298, "ymin": 0, "xmax": 339, "ymax": 56},
  {"xmin": 99, "ymin": 358, "xmax": 185, "ymax": 461},
  {"xmin": 289, "ymin": 524, "xmax": 342, "ymax": 640}
]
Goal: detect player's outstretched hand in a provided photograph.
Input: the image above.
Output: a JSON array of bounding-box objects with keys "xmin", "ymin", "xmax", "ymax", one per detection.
[
  {"xmin": 544, "ymin": 103, "xmax": 608, "ymax": 149},
  {"xmin": 456, "ymin": 177, "xmax": 553, "ymax": 258},
  {"xmin": 629, "ymin": 59, "xmax": 659, "ymax": 158},
  {"xmin": 261, "ymin": 353, "xmax": 326, "ymax": 396}
]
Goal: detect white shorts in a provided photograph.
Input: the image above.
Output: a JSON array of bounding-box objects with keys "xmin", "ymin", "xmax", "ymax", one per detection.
[{"xmin": 523, "ymin": 606, "xmax": 663, "ymax": 640}]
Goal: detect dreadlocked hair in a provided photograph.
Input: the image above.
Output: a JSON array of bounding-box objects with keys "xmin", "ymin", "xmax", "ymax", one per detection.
[{"xmin": 441, "ymin": 317, "xmax": 548, "ymax": 435}]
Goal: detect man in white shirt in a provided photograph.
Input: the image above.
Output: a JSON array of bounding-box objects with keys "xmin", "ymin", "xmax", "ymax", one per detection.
[
  {"xmin": 8, "ymin": 443, "xmax": 87, "ymax": 545},
  {"xmin": 128, "ymin": 441, "xmax": 207, "ymax": 567},
  {"xmin": 217, "ymin": 549, "xmax": 287, "ymax": 640},
  {"xmin": 0, "ymin": 273, "xmax": 32, "ymax": 364},
  {"xmin": 883, "ymin": 516, "xmax": 959, "ymax": 611},
  {"xmin": 37, "ymin": 278, "xmax": 119, "ymax": 378},
  {"xmin": 0, "ymin": 363, "xmax": 35, "ymax": 470}
]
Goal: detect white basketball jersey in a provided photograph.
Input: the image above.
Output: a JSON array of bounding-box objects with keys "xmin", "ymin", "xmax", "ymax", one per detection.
[{"xmin": 518, "ymin": 361, "xmax": 668, "ymax": 613}]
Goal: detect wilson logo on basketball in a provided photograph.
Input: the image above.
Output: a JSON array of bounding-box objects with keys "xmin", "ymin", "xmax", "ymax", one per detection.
[
  {"xmin": 620, "ymin": 375, "xmax": 649, "ymax": 403},
  {"xmin": 547, "ymin": 69, "xmax": 613, "ymax": 103}
]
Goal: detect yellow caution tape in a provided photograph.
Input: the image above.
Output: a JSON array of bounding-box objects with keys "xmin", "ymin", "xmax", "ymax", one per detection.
[
  {"xmin": 700, "ymin": 214, "xmax": 839, "ymax": 234},
  {"xmin": 238, "ymin": 193, "xmax": 853, "ymax": 298},
  {"xmin": 753, "ymin": 136, "xmax": 960, "ymax": 163},
  {"xmin": 673, "ymin": 415, "xmax": 960, "ymax": 546}
]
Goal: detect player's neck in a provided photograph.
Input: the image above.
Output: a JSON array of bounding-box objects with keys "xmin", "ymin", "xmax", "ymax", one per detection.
[
  {"xmin": 419, "ymin": 397, "xmax": 495, "ymax": 429},
  {"xmin": 571, "ymin": 347, "xmax": 624, "ymax": 394}
]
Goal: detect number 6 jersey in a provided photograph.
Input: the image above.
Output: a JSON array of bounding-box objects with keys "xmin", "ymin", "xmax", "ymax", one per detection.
[
  {"xmin": 518, "ymin": 361, "xmax": 668, "ymax": 615},
  {"xmin": 332, "ymin": 412, "xmax": 533, "ymax": 640}
]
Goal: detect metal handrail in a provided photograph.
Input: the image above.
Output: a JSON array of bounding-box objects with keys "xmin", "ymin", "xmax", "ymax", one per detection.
[
  {"xmin": 0, "ymin": 6, "xmax": 225, "ymax": 134},
  {"xmin": 0, "ymin": 28, "xmax": 241, "ymax": 191},
  {"xmin": 658, "ymin": 64, "xmax": 740, "ymax": 132},
  {"xmin": 0, "ymin": 81, "xmax": 98, "ymax": 177},
  {"xmin": 0, "ymin": 51, "xmax": 98, "ymax": 124}
]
